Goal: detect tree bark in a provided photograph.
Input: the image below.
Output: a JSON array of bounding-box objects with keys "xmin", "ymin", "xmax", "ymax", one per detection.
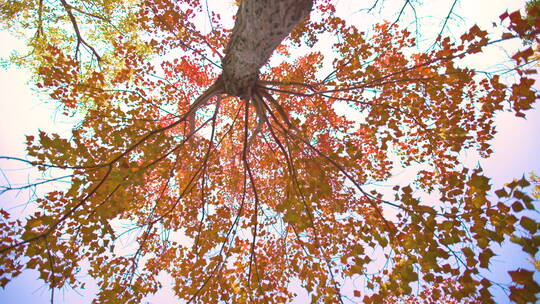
[{"xmin": 219, "ymin": 0, "xmax": 313, "ymax": 97}]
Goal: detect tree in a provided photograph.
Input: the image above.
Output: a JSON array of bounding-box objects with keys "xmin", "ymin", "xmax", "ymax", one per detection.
[{"xmin": 0, "ymin": 0, "xmax": 539, "ymax": 303}]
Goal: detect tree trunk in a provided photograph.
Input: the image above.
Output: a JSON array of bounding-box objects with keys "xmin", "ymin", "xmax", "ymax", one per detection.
[{"xmin": 219, "ymin": 0, "xmax": 313, "ymax": 97}]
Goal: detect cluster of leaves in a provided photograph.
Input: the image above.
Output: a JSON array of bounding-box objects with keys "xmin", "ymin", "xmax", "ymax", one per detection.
[{"xmin": 0, "ymin": 0, "xmax": 539, "ymax": 303}]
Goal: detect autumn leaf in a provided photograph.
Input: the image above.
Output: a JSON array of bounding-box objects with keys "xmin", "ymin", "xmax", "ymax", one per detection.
[{"xmin": 0, "ymin": 0, "xmax": 539, "ymax": 303}]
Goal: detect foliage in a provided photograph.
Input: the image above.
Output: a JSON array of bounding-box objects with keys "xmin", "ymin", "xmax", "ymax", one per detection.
[
  {"xmin": 531, "ymin": 173, "xmax": 540, "ymax": 199},
  {"xmin": 0, "ymin": 0, "xmax": 539, "ymax": 303}
]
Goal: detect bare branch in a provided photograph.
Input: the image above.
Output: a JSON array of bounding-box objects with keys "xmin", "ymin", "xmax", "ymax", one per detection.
[{"xmin": 59, "ymin": 0, "xmax": 102, "ymax": 61}]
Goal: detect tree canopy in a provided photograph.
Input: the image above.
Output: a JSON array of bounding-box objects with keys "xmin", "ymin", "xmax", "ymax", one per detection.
[{"xmin": 0, "ymin": 0, "xmax": 539, "ymax": 303}]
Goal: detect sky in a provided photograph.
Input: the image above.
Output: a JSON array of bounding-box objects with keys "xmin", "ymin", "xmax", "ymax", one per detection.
[{"xmin": 0, "ymin": 0, "xmax": 538, "ymax": 303}]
